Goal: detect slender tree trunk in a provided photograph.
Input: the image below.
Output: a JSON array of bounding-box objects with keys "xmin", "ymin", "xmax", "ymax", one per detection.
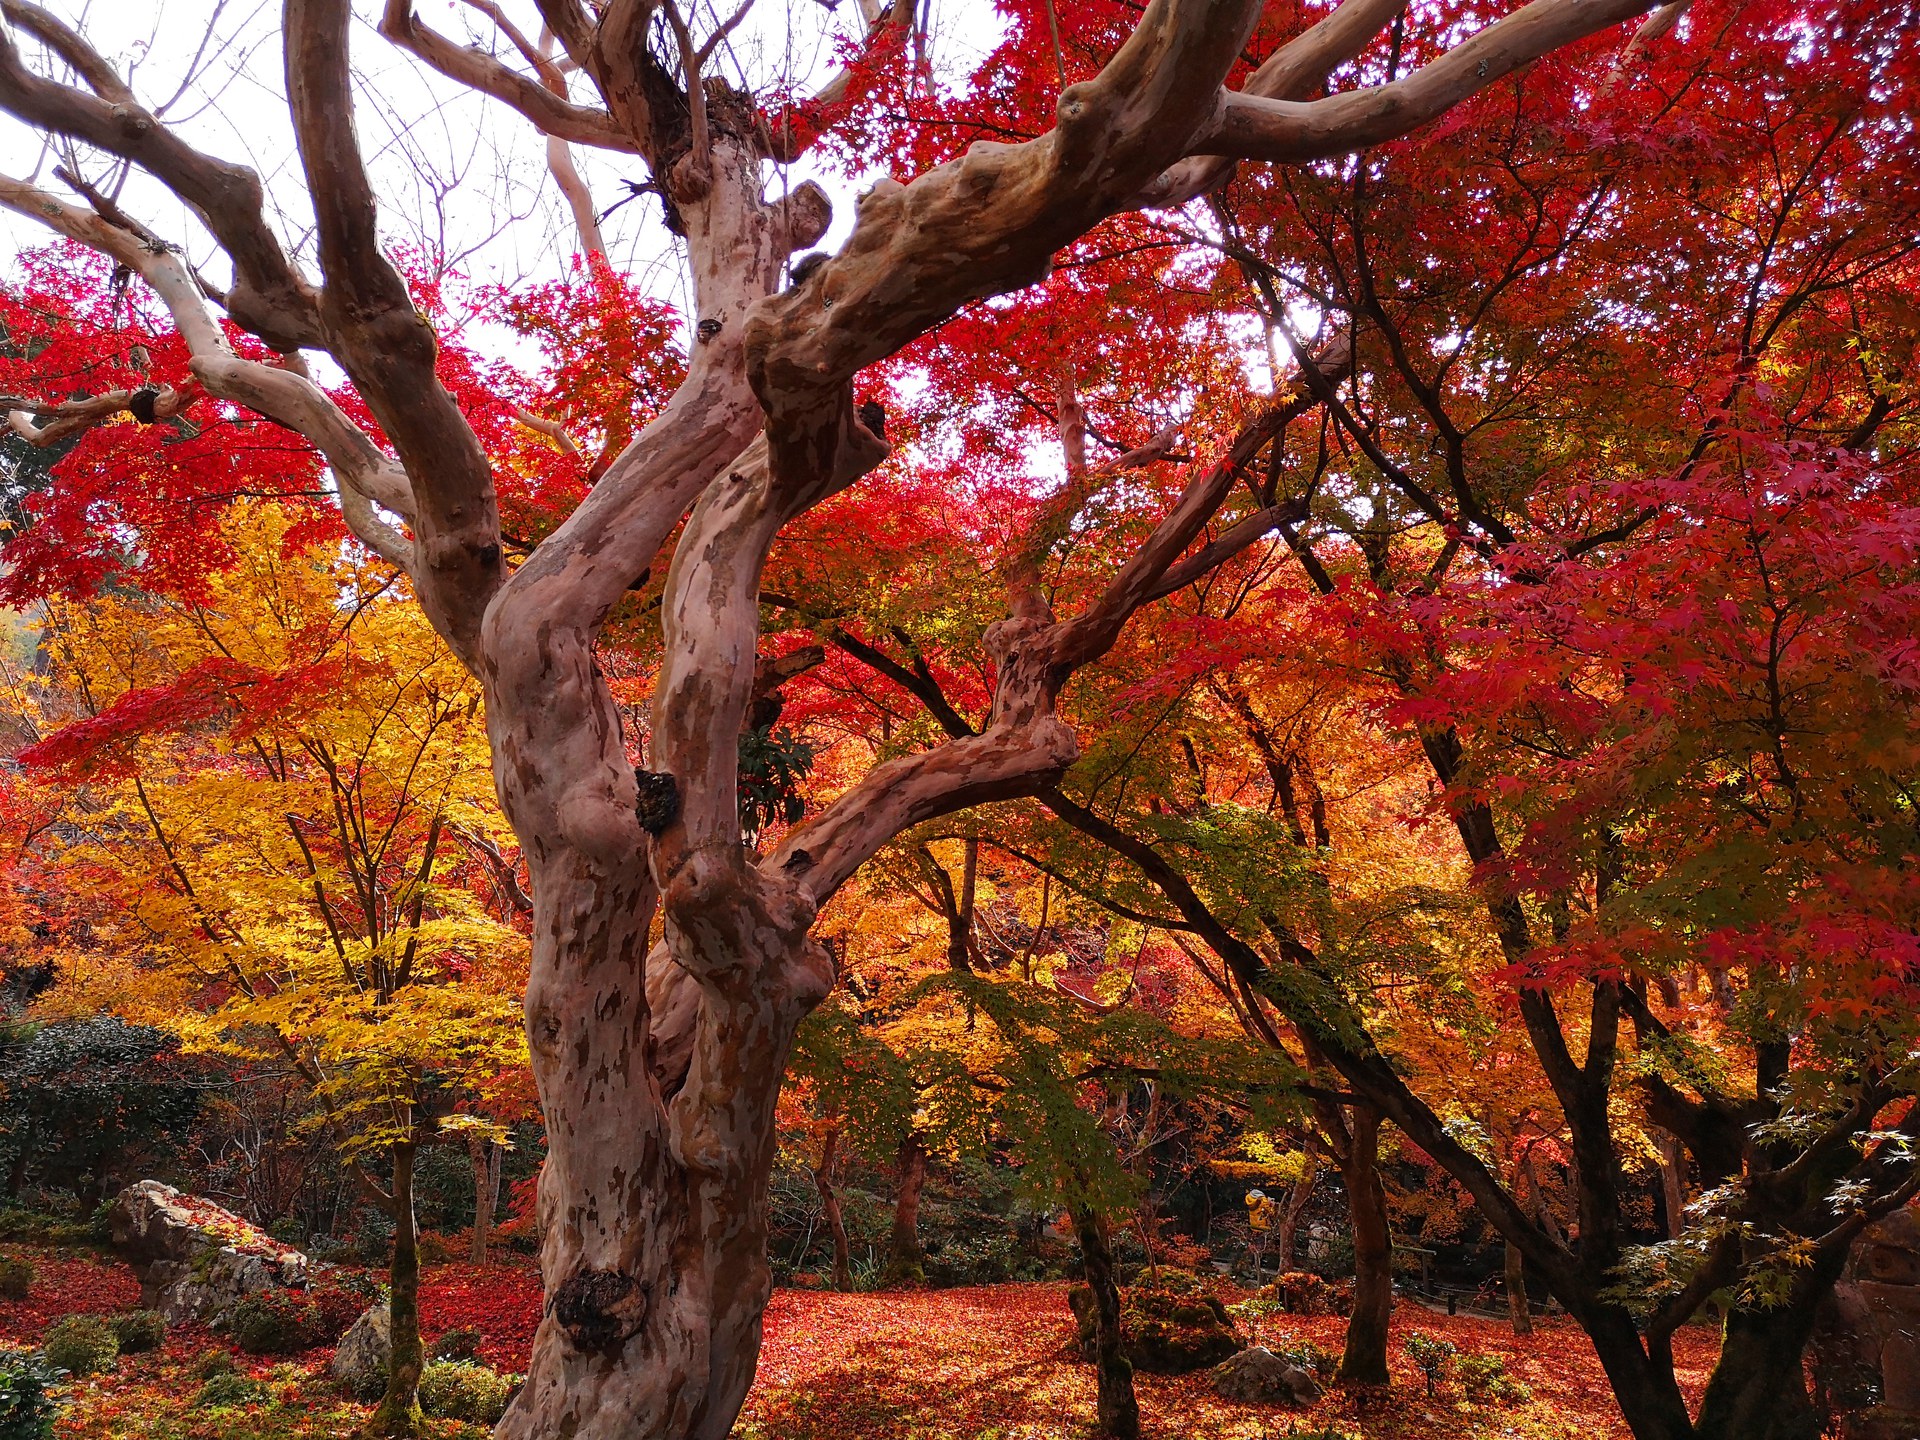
[
  {"xmin": 1337, "ymin": 1107, "xmax": 1393, "ymax": 1386},
  {"xmin": 370, "ymin": 1139, "xmax": 424, "ymax": 1439},
  {"xmin": 1505, "ymin": 1241, "xmax": 1532, "ymax": 1335},
  {"xmin": 1657, "ymin": 1131, "xmax": 1688, "ymax": 1241},
  {"xmin": 467, "ymin": 1133, "xmax": 495, "ymax": 1265},
  {"xmin": 884, "ymin": 1133, "xmax": 928, "ymax": 1286},
  {"xmin": 1277, "ymin": 1165, "xmax": 1314, "ymax": 1274},
  {"xmin": 814, "ymin": 1128, "xmax": 851, "ymax": 1291},
  {"xmin": 1075, "ymin": 1207, "xmax": 1141, "ymax": 1440}
]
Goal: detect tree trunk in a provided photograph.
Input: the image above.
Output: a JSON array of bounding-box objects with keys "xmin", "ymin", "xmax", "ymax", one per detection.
[
  {"xmin": 494, "ymin": 843, "xmax": 833, "ymax": 1440},
  {"xmin": 1075, "ymin": 1207, "xmax": 1141, "ymax": 1440},
  {"xmin": 467, "ymin": 1133, "xmax": 496, "ymax": 1265},
  {"xmin": 1505, "ymin": 1240, "xmax": 1532, "ymax": 1335},
  {"xmin": 884, "ymin": 1133, "xmax": 928, "ymax": 1286},
  {"xmin": 1657, "ymin": 1130, "xmax": 1688, "ymax": 1241},
  {"xmin": 1277, "ymin": 1164, "xmax": 1314, "ymax": 1274},
  {"xmin": 1690, "ymin": 1252, "xmax": 1846, "ymax": 1440},
  {"xmin": 1337, "ymin": 1107, "xmax": 1393, "ymax": 1386},
  {"xmin": 370, "ymin": 1138, "xmax": 424, "ymax": 1439},
  {"xmin": 814, "ymin": 1128, "xmax": 851, "ymax": 1291}
]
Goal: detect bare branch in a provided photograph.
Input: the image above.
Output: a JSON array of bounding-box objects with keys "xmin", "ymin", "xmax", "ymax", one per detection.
[
  {"xmin": 378, "ymin": 0, "xmax": 642, "ymax": 153},
  {"xmin": 1191, "ymin": 0, "xmax": 1663, "ymax": 165},
  {"xmin": 0, "ymin": 3, "xmax": 322, "ymax": 348}
]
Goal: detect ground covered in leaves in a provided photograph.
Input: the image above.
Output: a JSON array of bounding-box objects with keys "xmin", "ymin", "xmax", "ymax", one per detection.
[{"xmin": 0, "ymin": 1247, "xmax": 1717, "ymax": 1439}]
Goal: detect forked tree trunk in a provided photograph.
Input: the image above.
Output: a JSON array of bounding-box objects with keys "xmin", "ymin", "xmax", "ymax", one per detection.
[
  {"xmin": 1505, "ymin": 1241, "xmax": 1532, "ymax": 1335},
  {"xmin": 1337, "ymin": 1108, "xmax": 1393, "ymax": 1386},
  {"xmin": 1688, "ymin": 1250, "xmax": 1846, "ymax": 1440},
  {"xmin": 1074, "ymin": 1207, "xmax": 1141, "ymax": 1440},
  {"xmin": 884, "ymin": 1134, "xmax": 929, "ymax": 1285},
  {"xmin": 371, "ymin": 1138, "xmax": 424, "ymax": 1438}
]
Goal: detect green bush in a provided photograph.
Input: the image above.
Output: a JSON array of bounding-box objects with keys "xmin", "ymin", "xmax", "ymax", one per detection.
[
  {"xmin": 227, "ymin": 1293, "xmax": 313, "ymax": 1355},
  {"xmin": 0, "ymin": 1259, "xmax": 29, "ymax": 1303},
  {"xmin": 1458, "ymin": 1351, "xmax": 1530, "ymax": 1404},
  {"xmin": 0, "ymin": 1348, "xmax": 63, "ymax": 1440},
  {"xmin": 429, "ymin": 1326, "xmax": 482, "ymax": 1362},
  {"xmin": 109, "ymin": 1310, "xmax": 166, "ymax": 1354},
  {"xmin": 41, "ymin": 1316, "xmax": 117, "ymax": 1377},
  {"xmin": 1272, "ymin": 1339, "xmax": 1340, "ymax": 1379},
  {"xmin": 1403, "ymin": 1330, "xmax": 1458, "ymax": 1397},
  {"xmin": 418, "ymin": 1360, "xmax": 519, "ymax": 1425},
  {"xmin": 191, "ymin": 1349, "xmax": 238, "ymax": 1380},
  {"xmin": 192, "ymin": 1371, "xmax": 268, "ymax": 1409}
]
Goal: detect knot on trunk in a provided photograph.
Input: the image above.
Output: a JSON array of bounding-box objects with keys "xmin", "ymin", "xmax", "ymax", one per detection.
[
  {"xmin": 633, "ymin": 768, "xmax": 681, "ymax": 835},
  {"xmin": 551, "ymin": 1268, "xmax": 649, "ymax": 1356}
]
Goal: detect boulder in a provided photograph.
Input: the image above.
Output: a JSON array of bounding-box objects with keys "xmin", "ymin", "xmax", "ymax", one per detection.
[
  {"xmin": 1070, "ymin": 1270, "xmax": 1242, "ymax": 1375},
  {"xmin": 107, "ymin": 1180, "xmax": 309, "ymax": 1326},
  {"xmin": 1210, "ymin": 1346, "xmax": 1322, "ymax": 1406},
  {"xmin": 330, "ymin": 1303, "xmax": 393, "ymax": 1399}
]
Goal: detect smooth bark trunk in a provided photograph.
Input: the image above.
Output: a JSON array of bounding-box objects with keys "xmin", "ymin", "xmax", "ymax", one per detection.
[
  {"xmin": 1689, "ymin": 1253, "xmax": 1845, "ymax": 1440},
  {"xmin": 1075, "ymin": 1207, "xmax": 1141, "ymax": 1440},
  {"xmin": 884, "ymin": 1133, "xmax": 928, "ymax": 1285},
  {"xmin": 1657, "ymin": 1130, "xmax": 1688, "ymax": 1241},
  {"xmin": 1337, "ymin": 1108, "xmax": 1392, "ymax": 1386},
  {"xmin": 370, "ymin": 1139, "xmax": 424, "ymax": 1438}
]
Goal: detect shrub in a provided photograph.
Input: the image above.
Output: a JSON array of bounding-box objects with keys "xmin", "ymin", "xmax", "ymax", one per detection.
[
  {"xmin": 418, "ymin": 1361, "xmax": 519, "ymax": 1425},
  {"xmin": 1458, "ymin": 1351, "xmax": 1531, "ymax": 1404},
  {"xmin": 109, "ymin": 1310, "xmax": 166, "ymax": 1354},
  {"xmin": 1403, "ymin": 1331, "xmax": 1458, "ymax": 1397},
  {"xmin": 1272, "ymin": 1340, "xmax": 1340, "ymax": 1379},
  {"xmin": 227, "ymin": 1292, "xmax": 314, "ymax": 1355},
  {"xmin": 192, "ymin": 1371, "xmax": 269, "ymax": 1409},
  {"xmin": 0, "ymin": 1259, "xmax": 29, "ymax": 1302},
  {"xmin": 192, "ymin": 1349, "xmax": 238, "ymax": 1380},
  {"xmin": 41, "ymin": 1316, "xmax": 117, "ymax": 1377},
  {"xmin": 0, "ymin": 1348, "xmax": 63, "ymax": 1440},
  {"xmin": 429, "ymin": 1327, "xmax": 483, "ymax": 1363},
  {"xmin": 1071, "ymin": 1270, "xmax": 1241, "ymax": 1374}
]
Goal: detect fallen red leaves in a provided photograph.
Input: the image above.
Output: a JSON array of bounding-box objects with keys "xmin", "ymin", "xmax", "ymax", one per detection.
[{"xmin": 0, "ymin": 1251, "xmax": 1721, "ymax": 1440}]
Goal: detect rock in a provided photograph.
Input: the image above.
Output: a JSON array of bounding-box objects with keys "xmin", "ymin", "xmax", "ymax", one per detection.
[
  {"xmin": 1070, "ymin": 1270, "xmax": 1242, "ymax": 1375},
  {"xmin": 107, "ymin": 1180, "xmax": 310, "ymax": 1326},
  {"xmin": 1210, "ymin": 1346, "xmax": 1322, "ymax": 1406},
  {"xmin": 1815, "ymin": 1207, "xmax": 1920, "ymax": 1426},
  {"xmin": 330, "ymin": 1303, "xmax": 392, "ymax": 1398}
]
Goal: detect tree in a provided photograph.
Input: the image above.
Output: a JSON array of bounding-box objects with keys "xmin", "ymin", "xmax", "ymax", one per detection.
[
  {"xmin": 9, "ymin": 504, "xmax": 527, "ymax": 1435},
  {"xmin": 0, "ymin": 0, "xmax": 1771, "ymax": 1434}
]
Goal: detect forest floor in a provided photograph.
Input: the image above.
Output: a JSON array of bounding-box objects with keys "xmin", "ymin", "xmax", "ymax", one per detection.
[{"xmin": 0, "ymin": 1247, "xmax": 1720, "ymax": 1439}]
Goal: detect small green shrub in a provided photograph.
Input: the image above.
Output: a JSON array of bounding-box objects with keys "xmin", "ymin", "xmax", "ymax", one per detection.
[
  {"xmin": 1458, "ymin": 1351, "xmax": 1530, "ymax": 1404},
  {"xmin": 418, "ymin": 1360, "xmax": 519, "ymax": 1425},
  {"xmin": 0, "ymin": 1259, "xmax": 31, "ymax": 1302},
  {"xmin": 192, "ymin": 1371, "xmax": 268, "ymax": 1409},
  {"xmin": 1271, "ymin": 1339, "xmax": 1340, "ymax": 1379},
  {"xmin": 1403, "ymin": 1330, "xmax": 1458, "ymax": 1397},
  {"xmin": 429, "ymin": 1326, "xmax": 483, "ymax": 1363},
  {"xmin": 41, "ymin": 1316, "xmax": 117, "ymax": 1377},
  {"xmin": 108, "ymin": 1310, "xmax": 166, "ymax": 1354},
  {"xmin": 191, "ymin": 1349, "xmax": 238, "ymax": 1380},
  {"xmin": 0, "ymin": 1347, "xmax": 63, "ymax": 1440},
  {"xmin": 227, "ymin": 1292, "xmax": 315, "ymax": 1354}
]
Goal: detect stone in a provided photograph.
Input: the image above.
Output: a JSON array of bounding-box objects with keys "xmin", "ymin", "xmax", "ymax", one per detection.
[
  {"xmin": 330, "ymin": 1303, "xmax": 393, "ymax": 1398},
  {"xmin": 1814, "ymin": 1207, "xmax": 1920, "ymax": 1425},
  {"xmin": 106, "ymin": 1180, "xmax": 310, "ymax": 1327},
  {"xmin": 1210, "ymin": 1346, "xmax": 1322, "ymax": 1406}
]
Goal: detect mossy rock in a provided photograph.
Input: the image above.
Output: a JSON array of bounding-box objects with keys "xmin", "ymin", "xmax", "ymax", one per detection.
[{"xmin": 1069, "ymin": 1270, "xmax": 1241, "ymax": 1374}]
